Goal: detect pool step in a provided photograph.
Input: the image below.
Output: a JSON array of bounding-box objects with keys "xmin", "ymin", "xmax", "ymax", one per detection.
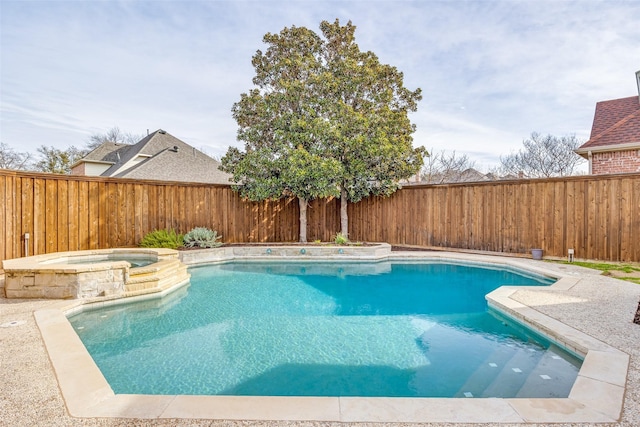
[
  {"xmin": 478, "ymin": 347, "xmax": 541, "ymax": 397},
  {"xmin": 453, "ymin": 347, "xmax": 518, "ymax": 398},
  {"xmin": 124, "ymin": 258, "xmax": 190, "ymax": 297},
  {"xmin": 514, "ymin": 344, "xmax": 579, "ymax": 398}
]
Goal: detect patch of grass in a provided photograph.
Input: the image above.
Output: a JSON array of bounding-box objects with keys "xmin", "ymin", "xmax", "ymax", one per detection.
[{"xmin": 552, "ymin": 260, "xmax": 640, "ymax": 284}]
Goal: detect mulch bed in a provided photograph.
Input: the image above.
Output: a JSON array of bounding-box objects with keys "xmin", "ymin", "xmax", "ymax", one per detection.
[
  {"xmin": 391, "ymin": 245, "xmax": 443, "ymax": 252},
  {"xmin": 222, "ymin": 242, "xmax": 378, "ymax": 247},
  {"xmin": 179, "ymin": 242, "xmax": 379, "ymax": 250}
]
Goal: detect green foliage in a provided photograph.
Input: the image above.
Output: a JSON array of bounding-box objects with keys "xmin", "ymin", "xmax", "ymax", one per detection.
[
  {"xmin": 183, "ymin": 227, "xmax": 223, "ymax": 248},
  {"xmin": 318, "ymin": 20, "xmax": 426, "ymax": 205},
  {"xmin": 222, "ymin": 19, "xmax": 426, "ymax": 241},
  {"xmin": 334, "ymin": 232, "xmax": 349, "ymax": 245},
  {"xmin": 139, "ymin": 229, "xmax": 184, "ymax": 249}
]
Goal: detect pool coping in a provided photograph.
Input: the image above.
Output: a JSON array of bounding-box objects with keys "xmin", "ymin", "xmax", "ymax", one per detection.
[{"xmin": 34, "ymin": 251, "xmax": 629, "ymax": 424}]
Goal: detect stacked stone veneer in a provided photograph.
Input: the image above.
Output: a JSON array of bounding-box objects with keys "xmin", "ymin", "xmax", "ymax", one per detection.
[
  {"xmin": 2, "ymin": 248, "xmax": 187, "ymax": 300},
  {"xmin": 4, "ymin": 263, "xmax": 127, "ymax": 299},
  {"xmin": 592, "ymin": 150, "xmax": 640, "ymax": 174}
]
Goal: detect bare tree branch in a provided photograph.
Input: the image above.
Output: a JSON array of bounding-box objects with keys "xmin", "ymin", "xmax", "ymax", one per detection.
[
  {"xmin": 421, "ymin": 150, "xmax": 477, "ymax": 183},
  {"xmin": 85, "ymin": 126, "xmax": 143, "ymax": 151},
  {"xmin": 0, "ymin": 142, "xmax": 32, "ymax": 170},
  {"xmin": 499, "ymin": 132, "xmax": 586, "ymax": 178}
]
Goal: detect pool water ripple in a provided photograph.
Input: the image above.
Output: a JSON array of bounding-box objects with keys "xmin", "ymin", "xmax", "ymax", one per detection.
[{"xmin": 69, "ymin": 261, "xmax": 581, "ymax": 397}]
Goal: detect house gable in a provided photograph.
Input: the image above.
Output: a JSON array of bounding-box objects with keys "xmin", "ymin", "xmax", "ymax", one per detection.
[
  {"xmin": 576, "ymin": 95, "xmax": 640, "ymax": 174},
  {"xmin": 72, "ymin": 129, "xmax": 231, "ymax": 184}
]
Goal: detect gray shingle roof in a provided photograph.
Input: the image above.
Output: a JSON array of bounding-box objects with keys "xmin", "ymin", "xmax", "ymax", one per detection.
[
  {"xmin": 81, "ymin": 142, "xmax": 130, "ymax": 164},
  {"xmin": 77, "ymin": 129, "xmax": 231, "ymax": 184}
]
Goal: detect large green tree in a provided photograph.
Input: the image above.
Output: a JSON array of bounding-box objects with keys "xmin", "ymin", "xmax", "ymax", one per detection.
[
  {"xmin": 318, "ymin": 20, "xmax": 425, "ymax": 236},
  {"xmin": 222, "ymin": 19, "xmax": 425, "ymax": 242},
  {"xmin": 221, "ymin": 25, "xmax": 342, "ymax": 242}
]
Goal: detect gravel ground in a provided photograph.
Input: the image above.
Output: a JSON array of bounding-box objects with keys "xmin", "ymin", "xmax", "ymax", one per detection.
[{"xmin": 1, "ymin": 255, "xmax": 639, "ymax": 427}]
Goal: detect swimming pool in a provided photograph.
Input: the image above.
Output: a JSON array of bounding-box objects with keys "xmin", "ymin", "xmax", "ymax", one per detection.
[{"xmin": 69, "ymin": 260, "xmax": 581, "ymax": 398}]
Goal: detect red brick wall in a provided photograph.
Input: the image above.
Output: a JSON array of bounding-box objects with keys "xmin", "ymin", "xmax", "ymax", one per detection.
[
  {"xmin": 592, "ymin": 150, "xmax": 640, "ymax": 174},
  {"xmin": 70, "ymin": 163, "xmax": 85, "ymax": 175}
]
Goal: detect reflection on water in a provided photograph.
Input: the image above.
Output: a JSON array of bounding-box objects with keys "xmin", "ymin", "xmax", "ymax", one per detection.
[{"xmin": 69, "ymin": 261, "xmax": 579, "ymax": 398}]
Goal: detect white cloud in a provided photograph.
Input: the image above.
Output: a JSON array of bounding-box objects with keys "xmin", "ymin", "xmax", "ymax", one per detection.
[{"xmin": 1, "ymin": 0, "xmax": 639, "ymax": 168}]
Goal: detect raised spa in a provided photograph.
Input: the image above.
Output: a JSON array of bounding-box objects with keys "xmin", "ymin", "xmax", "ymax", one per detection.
[{"xmin": 2, "ymin": 248, "xmax": 189, "ymax": 299}]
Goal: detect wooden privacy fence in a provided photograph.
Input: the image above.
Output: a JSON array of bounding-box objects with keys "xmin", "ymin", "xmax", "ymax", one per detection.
[
  {"xmin": 348, "ymin": 173, "xmax": 640, "ymax": 262},
  {"xmin": 1, "ymin": 169, "xmax": 639, "ymax": 263}
]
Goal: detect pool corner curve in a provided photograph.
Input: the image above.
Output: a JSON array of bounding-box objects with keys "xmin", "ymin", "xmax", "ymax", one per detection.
[{"xmin": 33, "ymin": 249, "xmax": 630, "ymax": 424}]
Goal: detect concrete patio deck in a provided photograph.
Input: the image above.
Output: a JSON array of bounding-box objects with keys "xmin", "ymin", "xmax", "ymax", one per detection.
[{"xmin": 1, "ymin": 250, "xmax": 639, "ymax": 426}]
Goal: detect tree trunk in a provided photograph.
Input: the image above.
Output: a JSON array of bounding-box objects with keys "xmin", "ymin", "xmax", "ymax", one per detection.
[
  {"xmin": 299, "ymin": 197, "xmax": 308, "ymax": 243},
  {"xmin": 340, "ymin": 188, "xmax": 348, "ymax": 238}
]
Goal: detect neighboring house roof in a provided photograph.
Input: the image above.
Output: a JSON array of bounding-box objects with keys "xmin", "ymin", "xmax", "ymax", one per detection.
[
  {"xmin": 419, "ymin": 168, "xmax": 510, "ymax": 184},
  {"xmin": 81, "ymin": 141, "xmax": 130, "ymax": 164},
  {"xmin": 576, "ymin": 95, "xmax": 640, "ymax": 157},
  {"xmin": 73, "ymin": 129, "xmax": 231, "ymax": 184}
]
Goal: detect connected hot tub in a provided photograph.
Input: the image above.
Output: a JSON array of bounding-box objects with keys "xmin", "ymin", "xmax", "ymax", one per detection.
[{"xmin": 2, "ymin": 248, "xmax": 189, "ymax": 300}]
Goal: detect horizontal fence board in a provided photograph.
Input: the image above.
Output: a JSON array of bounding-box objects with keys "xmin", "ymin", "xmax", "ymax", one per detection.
[{"xmin": 1, "ymin": 169, "xmax": 639, "ymax": 263}]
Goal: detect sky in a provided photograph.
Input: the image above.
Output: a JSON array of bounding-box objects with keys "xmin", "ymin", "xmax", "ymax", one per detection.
[{"xmin": 1, "ymin": 0, "xmax": 639, "ymax": 171}]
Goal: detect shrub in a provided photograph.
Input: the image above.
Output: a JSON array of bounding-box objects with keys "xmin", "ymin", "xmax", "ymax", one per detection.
[
  {"xmin": 139, "ymin": 229, "xmax": 184, "ymax": 249},
  {"xmin": 334, "ymin": 232, "xmax": 350, "ymax": 245},
  {"xmin": 183, "ymin": 227, "xmax": 223, "ymax": 248}
]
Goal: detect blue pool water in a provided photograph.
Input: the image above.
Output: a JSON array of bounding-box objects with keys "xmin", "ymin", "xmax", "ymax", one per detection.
[{"xmin": 69, "ymin": 261, "xmax": 581, "ymax": 398}]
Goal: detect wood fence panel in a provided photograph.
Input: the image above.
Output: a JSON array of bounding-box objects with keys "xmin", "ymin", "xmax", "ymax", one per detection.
[
  {"xmin": 212, "ymin": 187, "xmax": 224, "ymax": 237},
  {"xmin": 91, "ymin": 182, "xmax": 102, "ymax": 249},
  {"xmin": 124, "ymin": 183, "xmax": 134, "ymax": 247},
  {"xmin": 155, "ymin": 185, "xmax": 166, "ymax": 231},
  {"xmin": 586, "ymin": 179, "xmax": 597, "ymax": 260},
  {"xmin": 1, "ymin": 170, "xmax": 639, "ymax": 263},
  {"xmin": 77, "ymin": 181, "xmax": 88, "ymax": 251},
  {"xmin": 147, "ymin": 184, "xmax": 158, "ymax": 233},
  {"xmin": 503, "ymin": 184, "xmax": 511, "ymax": 252},
  {"xmin": 1, "ymin": 174, "xmax": 8, "ymax": 260},
  {"xmin": 134, "ymin": 184, "xmax": 144, "ymax": 245},
  {"xmin": 575, "ymin": 179, "xmax": 587, "ymax": 258},
  {"xmin": 56, "ymin": 180, "xmax": 69, "ymax": 252},
  {"xmin": 21, "ymin": 177, "xmax": 34, "ymax": 257},
  {"xmin": 33, "ymin": 178, "xmax": 45, "ymax": 255},
  {"xmin": 45, "ymin": 180, "xmax": 57, "ymax": 253},
  {"xmin": 609, "ymin": 178, "xmax": 621, "ymax": 261},
  {"xmin": 552, "ymin": 181, "xmax": 565, "ymax": 258},
  {"xmin": 619, "ymin": 177, "xmax": 633, "ymax": 262},
  {"xmin": 4, "ymin": 176, "xmax": 20, "ymax": 257},
  {"xmin": 67, "ymin": 180, "xmax": 79, "ymax": 251},
  {"xmin": 597, "ymin": 179, "xmax": 609, "ymax": 260},
  {"xmin": 183, "ymin": 185, "xmax": 193, "ymax": 232},
  {"xmin": 564, "ymin": 180, "xmax": 576, "ymax": 258},
  {"xmin": 633, "ymin": 177, "xmax": 640, "ymax": 261}
]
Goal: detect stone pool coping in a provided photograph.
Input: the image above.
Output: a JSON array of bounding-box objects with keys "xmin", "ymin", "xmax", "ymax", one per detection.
[{"xmin": 25, "ymin": 249, "xmax": 634, "ymax": 424}]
